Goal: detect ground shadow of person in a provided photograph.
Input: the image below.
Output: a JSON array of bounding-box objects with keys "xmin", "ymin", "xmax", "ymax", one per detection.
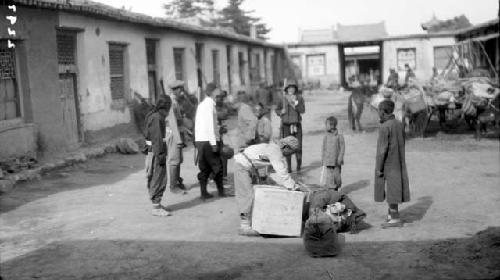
[
  {"xmin": 165, "ymin": 195, "xmax": 225, "ymax": 212},
  {"xmin": 340, "ymin": 180, "xmax": 370, "ymax": 195},
  {"xmin": 400, "ymin": 196, "xmax": 433, "ymax": 223}
]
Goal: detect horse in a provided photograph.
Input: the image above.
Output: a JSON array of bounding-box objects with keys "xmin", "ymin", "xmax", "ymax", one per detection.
[{"xmin": 348, "ymin": 87, "xmax": 366, "ymax": 131}]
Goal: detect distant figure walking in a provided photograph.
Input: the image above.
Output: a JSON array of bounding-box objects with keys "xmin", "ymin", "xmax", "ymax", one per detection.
[{"xmin": 348, "ymin": 77, "xmax": 368, "ymax": 131}]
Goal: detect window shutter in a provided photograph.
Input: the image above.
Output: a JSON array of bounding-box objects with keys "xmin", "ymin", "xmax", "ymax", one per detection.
[
  {"xmin": 57, "ymin": 33, "xmax": 76, "ymax": 65},
  {"xmin": 109, "ymin": 44, "xmax": 125, "ymax": 99}
]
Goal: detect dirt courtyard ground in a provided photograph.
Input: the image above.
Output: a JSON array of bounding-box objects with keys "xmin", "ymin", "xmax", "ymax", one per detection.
[{"xmin": 1, "ymin": 90, "xmax": 499, "ymax": 280}]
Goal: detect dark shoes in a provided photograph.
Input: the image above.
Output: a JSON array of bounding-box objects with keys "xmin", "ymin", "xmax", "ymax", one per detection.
[{"xmin": 201, "ymin": 193, "xmax": 214, "ymax": 199}]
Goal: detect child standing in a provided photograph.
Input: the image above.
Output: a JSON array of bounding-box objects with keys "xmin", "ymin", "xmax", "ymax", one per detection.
[{"xmin": 321, "ymin": 116, "xmax": 345, "ymax": 190}]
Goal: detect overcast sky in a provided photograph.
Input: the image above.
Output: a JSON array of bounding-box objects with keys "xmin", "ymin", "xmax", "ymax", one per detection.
[{"xmin": 96, "ymin": 0, "xmax": 498, "ymax": 43}]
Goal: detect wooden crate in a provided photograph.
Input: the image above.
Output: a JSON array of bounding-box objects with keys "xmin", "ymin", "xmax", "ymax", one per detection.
[{"xmin": 251, "ymin": 185, "xmax": 306, "ymax": 237}]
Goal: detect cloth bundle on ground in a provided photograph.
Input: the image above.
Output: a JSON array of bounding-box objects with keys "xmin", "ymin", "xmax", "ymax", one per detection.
[
  {"xmin": 303, "ymin": 208, "xmax": 340, "ymax": 257},
  {"xmin": 307, "ymin": 189, "xmax": 367, "ymax": 233}
]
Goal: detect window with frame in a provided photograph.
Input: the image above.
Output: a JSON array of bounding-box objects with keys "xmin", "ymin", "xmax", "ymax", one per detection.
[
  {"xmin": 145, "ymin": 39, "xmax": 157, "ymax": 67},
  {"xmin": 212, "ymin": 49, "xmax": 220, "ymax": 86},
  {"xmin": 255, "ymin": 53, "xmax": 261, "ymax": 81},
  {"xmin": 0, "ymin": 40, "xmax": 20, "ymax": 121},
  {"xmin": 434, "ymin": 46, "xmax": 453, "ymax": 71},
  {"xmin": 306, "ymin": 54, "xmax": 326, "ymax": 76},
  {"xmin": 290, "ymin": 54, "xmax": 302, "ymax": 69},
  {"xmin": 173, "ymin": 48, "xmax": 185, "ymax": 81},
  {"xmin": 108, "ymin": 43, "xmax": 126, "ymax": 100},
  {"xmin": 57, "ymin": 32, "xmax": 76, "ymax": 65},
  {"xmin": 238, "ymin": 52, "xmax": 246, "ymax": 85},
  {"xmin": 397, "ymin": 48, "xmax": 416, "ymax": 71}
]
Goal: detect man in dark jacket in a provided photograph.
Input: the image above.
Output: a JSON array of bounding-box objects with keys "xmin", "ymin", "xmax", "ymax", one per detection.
[
  {"xmin": 375, "ymin": 100, "xmax": 410, "ymax": 228},
  {"xmin": 275, "ymin": 80, "xmax": 305, "ymax": 172},
  {"xmin": 386, "ymin": 68, "xmax": 399, "ymax": 90},
  {"xmin": 145, "ymin": 95, "xmax": 172, "ymax": 216}
]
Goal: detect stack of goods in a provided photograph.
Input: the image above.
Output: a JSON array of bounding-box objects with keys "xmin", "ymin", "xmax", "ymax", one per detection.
[
  {"xmin": 303, "ymin": 188, "xmax": 366, "ymax": 257},
  {"xmin": 461, "ymin": 77, "xmax": 499, "ymax": 118},
  {"xmin": 424, "ymin": 77, "xmax": 462, "ymax": 108},
  {"xmin": 402, "ymin": 87, "xmax": 427, "ymax": 114},
  {"xmin": 370, "ymin": 86, "xmax": 393, "ymax": 110}
]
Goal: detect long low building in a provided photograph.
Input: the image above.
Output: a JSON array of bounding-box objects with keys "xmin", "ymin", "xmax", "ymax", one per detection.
[
  {"xmin": 0, "ymin": 0, "xmax": 287, "ymax": 159},
  {"xmin": 286, "ymin": 20, "xmax": 498, "ymax": 88}
]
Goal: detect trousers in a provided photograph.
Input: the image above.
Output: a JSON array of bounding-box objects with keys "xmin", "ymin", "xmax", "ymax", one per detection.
[
  {"xmin": 147, "ymin": 154, "xmax": 167, "ymax": 204},
  {"xmin": 281, "ymin": 122, "xmax": 303, "ymax": 171},
  {"xmin": 325, "ymin": 166, "xmax": 342, "ymax": 189},
  {"xmin": 234, "ymin": 161, "xmax": 253, "ymax": 215},
  {"xmin": 196, "ymin": 141, "xmax": 223, "ymax": 195}
]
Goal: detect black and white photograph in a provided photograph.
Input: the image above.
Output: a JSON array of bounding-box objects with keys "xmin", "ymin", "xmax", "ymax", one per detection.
[{"xmin": 0, "ymin": 0, "xmax": 499, "ymax": 279}]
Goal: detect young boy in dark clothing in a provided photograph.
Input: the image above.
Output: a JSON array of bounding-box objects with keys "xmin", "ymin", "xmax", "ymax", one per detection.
[{"xmin": 321, "ymin": 116, "xmax": 345, "ymax": 190}]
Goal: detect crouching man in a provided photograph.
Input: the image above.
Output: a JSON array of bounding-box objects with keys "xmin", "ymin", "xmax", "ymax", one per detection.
[{"xmin": 233, "ymin": 136, "xmax": 301, "ymax": 236}]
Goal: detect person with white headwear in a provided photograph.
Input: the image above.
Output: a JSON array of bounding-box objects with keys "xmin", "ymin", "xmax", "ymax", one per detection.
[{"xmin": 233, "ymin": 136, "xmax": 302, "ymax": 236}]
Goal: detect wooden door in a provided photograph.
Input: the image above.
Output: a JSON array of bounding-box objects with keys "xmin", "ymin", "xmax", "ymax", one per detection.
[{"xmin": 59, "ymin": 73, "xmax": 79, "ymax": 147}]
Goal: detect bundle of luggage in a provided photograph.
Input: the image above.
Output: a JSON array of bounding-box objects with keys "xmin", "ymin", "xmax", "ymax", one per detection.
[
  {"xmin": 461, "ymin": 77, "xmax": 500, "ymax": 119},
  {"xmin": 371, "ymin": 86, "xmax": 427, "ymax": 119},
  {"xmin": 303, "ymin": 188, "xmax": 367, "ymax": 257}
]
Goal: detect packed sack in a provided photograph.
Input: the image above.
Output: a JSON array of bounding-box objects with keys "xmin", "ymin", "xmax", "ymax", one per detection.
[
  {"xmin": 303, "ymin": 209, "xmax": 340, "ymax": 257},
  {"xmin": 370, "ymin": 93, "xmax": 386, "ymax": 110},
  {"xmin": 308, "ymin": 189, "xmax": 367, "ymax": 233},
  {"xmin": 434, "ymin": 91, "xmax": 454, "ymax": 106},
  {"xmin": 403, "ymin": 88, "xmax": 427, "ymax": 114}
]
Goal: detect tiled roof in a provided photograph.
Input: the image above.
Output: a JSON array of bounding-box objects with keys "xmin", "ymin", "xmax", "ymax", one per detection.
[
  {"xmin": 299, "ymin": 28, "xmax": 336, "ymax": 43},
  {"xmin": 336, "ymin": 21, "xmax": 388, "ymax": 42},
  {"xmin": 11, "ymin": 0, "xmax": 281, "ymax": 48}
]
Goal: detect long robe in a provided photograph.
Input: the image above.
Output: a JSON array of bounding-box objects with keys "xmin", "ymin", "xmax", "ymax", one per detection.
[{"xmin": 374, "ymin": 116, "xmax": 410, "ymax": 204}]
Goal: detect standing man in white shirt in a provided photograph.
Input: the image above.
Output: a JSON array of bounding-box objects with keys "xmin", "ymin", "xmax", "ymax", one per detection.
[{"xmin": 195, "ymin": 83, "xmax": 224, "ymax": 199}]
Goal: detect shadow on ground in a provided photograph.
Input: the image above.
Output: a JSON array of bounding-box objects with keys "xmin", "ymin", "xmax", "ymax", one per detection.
[
  {"xmin": 400, "ymin": 196, "xmax": 433, "ymax": 223},
  {"xmin": 340, "ymin": 180, "xmax": 370, "ymax": 195},
  {"xmin": 1, "ymin": 227, "xmax": 499, "ymax": 280},
  {"xmin": 0, "ymin": 154, "xmax": 145, "ymax": 213}
]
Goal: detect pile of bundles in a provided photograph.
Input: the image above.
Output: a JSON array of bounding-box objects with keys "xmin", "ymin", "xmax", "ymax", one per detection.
[
  {"xmin": 461, "ymin": 77, "xmax": 500, "ymax": 120},
  {"xmin": 369, "ymin": 86, "xmax": 423, "ymax": 121},
  {"xmin": 303, "ymin": 188, "xmax": 366, "ymax": 257},
  {"xmin": 424, "ymin": 78, "xmax": 462, "ymax": 107}
]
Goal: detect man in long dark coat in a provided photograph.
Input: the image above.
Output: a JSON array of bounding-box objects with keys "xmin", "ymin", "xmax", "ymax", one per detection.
[
  {"xmin": 375, "ymin": 100, "xmax": 410, "ymax": 228},
  {"xmin": 145, "ymin": 95, "xmax": 172, "ymax": 216}
]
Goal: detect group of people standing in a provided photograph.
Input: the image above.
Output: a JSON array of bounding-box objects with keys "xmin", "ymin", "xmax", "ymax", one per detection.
[
  {"xmin": 143, "ymin": 77, "xmax": 409, "ymax": 232},
  {"xmin": 142, "ymin": 79, "xmax": 307, "ymax": 221}
]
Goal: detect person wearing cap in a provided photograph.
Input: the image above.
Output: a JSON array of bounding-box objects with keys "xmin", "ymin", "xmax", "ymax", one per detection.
[
  {"xmin": 166, "ymin": 80, "xmax": 187, "ymax": 193},
  {"xmin": 275, "ymin": 80, "xmax": 305, "ymax": 173},
  {"xmin": 194, "ymin": 82, "xmax": 225, "ymax": 199},
  {"xmin": 233, "ymin": 136, "xmax": 302, "ymax": 236},
  {"xmin": 144, "ymin": 95, "xmax": 172, "ymax": 216},
  {"xmin": 386, "ymin": 68, "xmax": 399, "ymax": 90},
  {"xmin": 375, "ymin": 100, "xmax": 410, "ymax": 228},
  {"xmin": 404, "ymin": 64, "xmax": 416, "ymax": 87}
]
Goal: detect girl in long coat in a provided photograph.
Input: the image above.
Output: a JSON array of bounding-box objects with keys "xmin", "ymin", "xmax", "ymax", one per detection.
[{"xmin": 375, "ymin": 100, "xmax": 410, "ymax": 228}]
